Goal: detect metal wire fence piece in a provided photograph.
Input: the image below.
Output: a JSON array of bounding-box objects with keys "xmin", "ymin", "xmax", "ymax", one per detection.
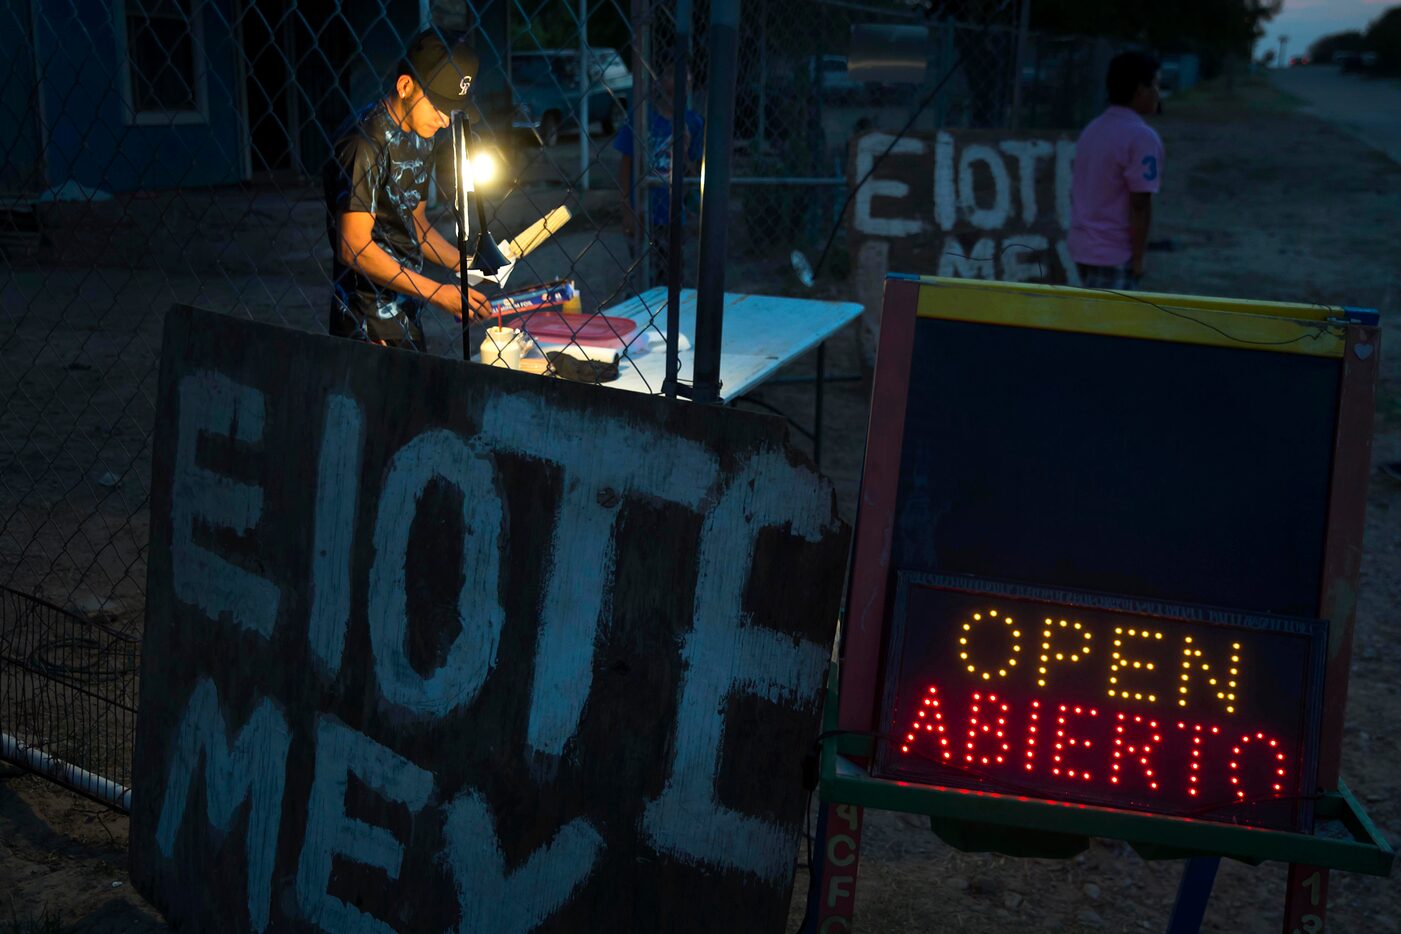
[
  {"xmin": 0, "ymin": 585, "xmax": 137, "ymax": 808},
  {"xmin": 1, "ymin": 0, "xmax": 1121, "ymax": 809}
]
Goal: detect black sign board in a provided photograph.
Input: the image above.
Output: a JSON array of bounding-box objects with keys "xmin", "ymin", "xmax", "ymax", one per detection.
[{"xmin": 890, "ymin": 316, "xmax": 1340, "ymax": 617}]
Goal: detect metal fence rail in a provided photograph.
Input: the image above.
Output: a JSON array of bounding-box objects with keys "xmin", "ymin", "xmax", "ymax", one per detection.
[
  {"xmin": 0, "ymin": 0, "xmax": 1100, "ymax": 808},
  {"xmin": 0, "ymin": 585, "xmax": 137, "ymax": 808}
]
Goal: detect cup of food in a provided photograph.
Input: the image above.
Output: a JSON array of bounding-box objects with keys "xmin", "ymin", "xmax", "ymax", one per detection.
[{"xmin": 480, "ymin": 326, "xmax": 522, "ymax": 370}]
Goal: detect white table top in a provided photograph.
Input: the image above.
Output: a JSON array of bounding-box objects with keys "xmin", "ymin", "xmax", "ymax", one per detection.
[{"xmin": 574, "ymin": 287, "xmax": 863, "ymax": 400}]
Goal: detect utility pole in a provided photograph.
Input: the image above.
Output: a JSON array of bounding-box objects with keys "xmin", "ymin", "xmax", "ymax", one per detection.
[
  {"xmin": 1009, "ymin": 0, "xmax": 1031, "ymax": 130},
  {"xmin": 1278, "ymin": 35, "xmax": 1288, "ymax": 68},
  {"xmin": 579, "ymin": 0, "xmax": 591, "ymax": 191}
]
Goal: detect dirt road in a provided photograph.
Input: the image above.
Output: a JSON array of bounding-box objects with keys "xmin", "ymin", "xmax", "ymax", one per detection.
[{"xmin": 1273, "ymin": 65, "xmax": 1401, "ymax": 165}]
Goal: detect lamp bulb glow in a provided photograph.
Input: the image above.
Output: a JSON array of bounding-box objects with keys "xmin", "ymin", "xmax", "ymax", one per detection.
[{"xmin": 472, "ymin": 151, "xmax": 497, "ymax": 186}]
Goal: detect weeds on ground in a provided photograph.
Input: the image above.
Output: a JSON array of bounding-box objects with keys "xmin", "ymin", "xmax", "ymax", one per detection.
[
  {"xmin": 1166, "ymin": 75, "xmax": 1304, "ymax": 120},
  {"xmin": 6, "ymin": 903, "xmax": 60, "ymax": 934},
  {"xmin": 1377, "ymin": 387, "xmax": 1401, "ymax": 427}
]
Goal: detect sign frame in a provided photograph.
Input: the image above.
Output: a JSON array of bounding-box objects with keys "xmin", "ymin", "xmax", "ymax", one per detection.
[
  {"xmin": 812, "ymin": 274, "xmax": 1390, "ymax": 934},
  {"xmin": 837, "ymin": 275, "xmax": 1380, "ymax": 797},
  {"xmin": 817, "ymin": 674, "xmax": 1394, "ymax": 875}
]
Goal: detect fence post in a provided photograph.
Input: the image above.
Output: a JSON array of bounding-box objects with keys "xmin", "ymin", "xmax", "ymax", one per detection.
[
  {"xmin": 692, "ymin": 0, "xmax": 741, "ymax": 405},
  {"xmin": 1010, "ymin": 0, "xmax": 1030, "ymax": 129},
  {"xmin": 757, "ymin": 0, "xmax": 767, "ymax": 151},
  {"xmin": 631, "ymin": 0, "xmax": 651, "ymax": 287},
  {"xmin": 664, "ymin": 0, "xmax": 693, "ymax": 401},
  {"xmin": 579, "ymin": 0, "xmax": 590, "ymax": 191}
]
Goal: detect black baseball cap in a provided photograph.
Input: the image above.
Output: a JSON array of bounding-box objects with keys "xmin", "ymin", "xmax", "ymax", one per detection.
[{"xmin": 402, "ymin": 30, "xmax": 480, "ymax": 120}]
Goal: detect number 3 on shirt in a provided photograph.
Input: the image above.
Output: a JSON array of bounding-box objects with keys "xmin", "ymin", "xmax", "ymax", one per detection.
[{"xmin": 1141, "ymin": 155, "xmax": 1159, "ymax": 182}]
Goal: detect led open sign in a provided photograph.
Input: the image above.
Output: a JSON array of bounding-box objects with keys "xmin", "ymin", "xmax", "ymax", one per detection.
[{"xmin": 874, "ymin": 574, "xmax": 1328, "ymax": 831}]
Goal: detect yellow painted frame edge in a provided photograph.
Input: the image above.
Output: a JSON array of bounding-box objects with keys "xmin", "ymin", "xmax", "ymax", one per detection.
[{"xmin": 912, "ymin": 278, "xmax": 1347, "ymax": 358}]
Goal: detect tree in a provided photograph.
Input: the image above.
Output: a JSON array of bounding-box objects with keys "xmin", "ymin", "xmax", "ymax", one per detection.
[
  {"xmin": 1366, "ymin": 5, "xmax": 1401, "ymax": 72},
  {"xmin": 1308, "ymin": 30, "xmax": 1366, "ymax": 64},
  {"xmin": 509, "ymin": 0, "xmax": 631, "ymax": 55},
  {"xmin": 1023, "ymin": 0, "xmax": 1283, "ymax": 58}
]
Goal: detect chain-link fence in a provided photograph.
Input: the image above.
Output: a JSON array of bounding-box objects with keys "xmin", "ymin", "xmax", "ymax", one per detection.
[
  {"xmin": 649, "ymin": 0, "xmax": 1027, "ymax": 290},
  {"xmin": 1, "ymin": 0, "xmax": 1121, "ymax": 809}
]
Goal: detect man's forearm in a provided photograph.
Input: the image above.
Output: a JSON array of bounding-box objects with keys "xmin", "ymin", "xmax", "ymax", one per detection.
[
  {"xmin": 345, "ymin": 238, "xmax": 448, "ymax": 305},
  {"xmin": 420, "ymin": 223, "xmax": 462, "ymax": 270},
  {"xmin": 1130, "ymin": 210, "xmax": 1150, "ymax": 262},
  {"xmin": 1129, "ymin": 202, "xmax": 1151, "ymax": 268}
]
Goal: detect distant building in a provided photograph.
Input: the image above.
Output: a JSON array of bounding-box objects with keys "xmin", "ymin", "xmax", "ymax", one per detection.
[{"xmin": 2, "ymin": 0, "xmax": 510, "ymax": 195}]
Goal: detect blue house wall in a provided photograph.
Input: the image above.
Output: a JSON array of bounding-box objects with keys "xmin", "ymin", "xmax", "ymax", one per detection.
[
  {"xmin": 290, "ymin": 0, "xmax": 431, "ymax": 174},
  {"xmin": 35, "ymin": 0, "xmax": 244, "ymax": 192},
  {"xmin": 1, "ymin": 2, "xmax": 44, "ymax": 191},
  {"xmin": 15, "ymin": 1, "xmax": 516, "ymax": 193}
]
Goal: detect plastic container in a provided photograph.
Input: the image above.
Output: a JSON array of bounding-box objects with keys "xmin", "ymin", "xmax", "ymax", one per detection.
[{"xmin": 480, "ymin": 326, "xmax": 522, "ymax": 369}]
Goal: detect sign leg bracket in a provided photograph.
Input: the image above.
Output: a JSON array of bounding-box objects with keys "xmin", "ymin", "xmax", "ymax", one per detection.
[{"xmin": 1166, "ymin": 856, "xmax": 1220, "ymax": 933}]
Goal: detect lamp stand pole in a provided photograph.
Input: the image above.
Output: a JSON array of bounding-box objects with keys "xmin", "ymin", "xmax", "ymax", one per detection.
[
  {"xmin": 453, "ymin": 112, "xmax": 472, "ymax": 361},
  {"xmin": 692, "ymin": 0, "xmax": 741, "ymax": 404},
  {"xmin": 663, "ymin": 0, "xmax": 693, "ymax": 400}
]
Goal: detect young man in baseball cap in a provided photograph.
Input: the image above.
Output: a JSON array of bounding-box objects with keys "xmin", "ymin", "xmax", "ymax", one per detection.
[{"xmin": 323, "ymin": 30, "xmax": 490, "ymax": 351}]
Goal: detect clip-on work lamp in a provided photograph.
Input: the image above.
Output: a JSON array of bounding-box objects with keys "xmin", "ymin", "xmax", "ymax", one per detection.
[{"xmin": 450, "ymin": 112, "xmax": 512, "ymax": 360}]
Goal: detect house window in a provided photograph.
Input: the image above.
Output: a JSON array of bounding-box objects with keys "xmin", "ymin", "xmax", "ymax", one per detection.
[{"xmin": 121, "ymin": 0, "xmax": 207, "ymax": 122}]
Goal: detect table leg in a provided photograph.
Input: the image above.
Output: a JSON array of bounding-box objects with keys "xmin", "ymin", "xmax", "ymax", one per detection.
[
  {"xmin": 1282, "ymin": 865, "xmax": 1328, "ymax": 934},
  {"xmin": 814, "ymin": 341, "xmax": 826, "ymax": 469},
  {"xmin": 1166, "ymin": 857, "xmax": 1220, "ymax": 933}
]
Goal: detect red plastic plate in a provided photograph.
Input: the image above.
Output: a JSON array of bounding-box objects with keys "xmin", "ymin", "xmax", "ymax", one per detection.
[{"xmin": 510, "ymin": 310, "xmax": 638, "ymax": 348}]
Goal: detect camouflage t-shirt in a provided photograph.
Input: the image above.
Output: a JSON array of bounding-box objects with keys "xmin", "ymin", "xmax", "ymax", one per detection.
[{"xmin": 324, "ymin": 101, "xmax": 437, "ymax": 346}]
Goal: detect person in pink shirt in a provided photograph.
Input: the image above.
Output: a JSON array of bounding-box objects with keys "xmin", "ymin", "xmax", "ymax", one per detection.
[{"xmin": 1068, "ymin": 52, "xmax": 1164, "ymax": 290}]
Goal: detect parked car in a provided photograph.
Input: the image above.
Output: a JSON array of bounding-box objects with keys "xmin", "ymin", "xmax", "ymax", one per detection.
[
  {"xmin": 810, "ymin": 54, "xmax": 865, "ymax": 101},
  {"xmin": 510, "ymin": 48, "xmax": 632, "ymax": 146},
  {"xmin": 1337, "ymin": 50, "xmax": 1379, "ymax": 73}
]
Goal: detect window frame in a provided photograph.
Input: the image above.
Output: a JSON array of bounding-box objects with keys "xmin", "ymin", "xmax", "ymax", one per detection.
[{"xmin": 114, "ymin": 0, "xmax": 210, "ymax": 126}]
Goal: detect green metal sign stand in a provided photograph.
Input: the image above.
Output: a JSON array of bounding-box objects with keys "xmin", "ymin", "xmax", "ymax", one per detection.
[{"xmin": 808, "ymin": 665, "xmax": 1394, "ymax": 932}]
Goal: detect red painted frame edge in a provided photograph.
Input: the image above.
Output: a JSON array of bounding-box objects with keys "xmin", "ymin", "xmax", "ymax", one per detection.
[
  {"xmin": 1315, "ymin": 323, "xmax": 1381, "ymax": 787},
  {"xmin": 838, "ymin": 277, "xmax": 921, "ymax": 735}
]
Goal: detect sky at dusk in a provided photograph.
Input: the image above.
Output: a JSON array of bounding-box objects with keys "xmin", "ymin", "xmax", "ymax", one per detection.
[{"xmin": 1256, "ymin": 0, "xmax": 1397, "ymax": 63}]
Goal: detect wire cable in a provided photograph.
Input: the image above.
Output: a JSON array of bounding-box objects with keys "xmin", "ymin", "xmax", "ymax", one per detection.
[{"xmin": 936, "ymin": 241, "xmax": 1347, "ymax": 349}]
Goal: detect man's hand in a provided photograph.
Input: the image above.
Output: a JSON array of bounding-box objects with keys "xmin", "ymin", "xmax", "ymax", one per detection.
[
  {"xmin": 431, "ymin": 283, "xmax": 491, "ymax": 320},
  {"xmin": 340, "ymin": 212, "xmax": 481, "ymax": 317}
]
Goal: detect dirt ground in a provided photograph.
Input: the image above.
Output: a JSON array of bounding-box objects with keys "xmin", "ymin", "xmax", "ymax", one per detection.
[{"xmin": 3, "ymin": 73, "xmax": 1401, "ymax": 931}]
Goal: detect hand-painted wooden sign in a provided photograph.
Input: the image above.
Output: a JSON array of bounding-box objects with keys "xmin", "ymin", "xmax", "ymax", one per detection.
[
  {"xmin": 846, "ymin": 130, "xmax": 1078, "ymax": 364},
  {"xmin": 849, "ymin": 130, "xmax": 1078, "ymax": 286},
  {"xmin": 130, "ymin": 305, "xmax": 848, "ymax": 933}
]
